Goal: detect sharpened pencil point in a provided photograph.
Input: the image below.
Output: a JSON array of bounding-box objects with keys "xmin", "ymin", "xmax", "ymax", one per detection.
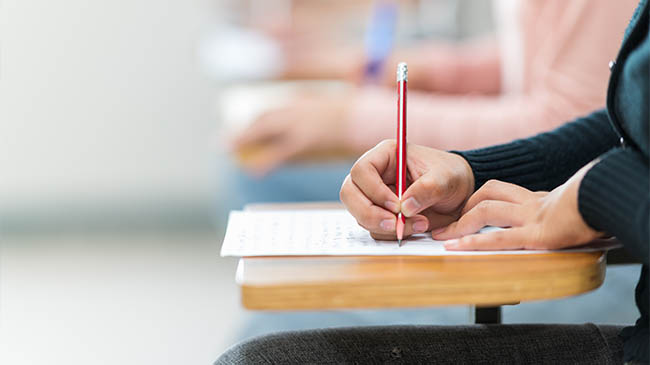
[
  {"xmin": 398, "ymin": 239, "xmax": 403, "ymax": 247},
  {"xmin": 396, "ymin": 217, "xmax": 405, "ymax": 245}
]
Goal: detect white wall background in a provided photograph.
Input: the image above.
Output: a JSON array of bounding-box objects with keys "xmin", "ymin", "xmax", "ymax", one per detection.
[{"xmin": 0, "ymin": 0, "xmax": 220, "ymax": 229}]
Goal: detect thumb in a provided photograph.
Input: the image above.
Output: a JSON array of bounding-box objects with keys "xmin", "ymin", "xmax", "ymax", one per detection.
[{"xmin": 400, "ymin": 172, "xmax": 448, "ymax": 217}]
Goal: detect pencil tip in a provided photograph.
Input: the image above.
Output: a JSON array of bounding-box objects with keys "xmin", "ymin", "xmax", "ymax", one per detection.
[
  {"xmin": 396, "ymin": 218, "xmax": 405, "ymax": 243},
  {"xmin": 398, "ymin": 239, "xmax": 403, "ymax": 247}
]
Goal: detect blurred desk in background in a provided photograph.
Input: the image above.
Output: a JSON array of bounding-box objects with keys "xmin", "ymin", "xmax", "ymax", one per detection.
[{"xmin": 236, "ymin": 202, "xmax": 608, "ymax": 324}]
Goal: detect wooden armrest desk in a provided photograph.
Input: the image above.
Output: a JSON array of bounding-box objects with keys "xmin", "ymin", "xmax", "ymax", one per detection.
[{"xmin": 237, "ymin": 202, "xmax": 607, "ymax": 324}]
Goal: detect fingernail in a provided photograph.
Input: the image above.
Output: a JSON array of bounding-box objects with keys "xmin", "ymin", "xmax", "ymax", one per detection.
[
  {"xmin": 401, "ymin": 197, "xmax": 421, "ymax": 216},
  {"xmin": 413, "ymin": 220, "xmax": 428, "ymax": 233},
  {"xmin": 431, "ymin": 227, "xmax": 446, "ymax": 236},
  {"xmin": 444, "ymin": 239, "xmax": 459, "ymax": 249},
  {"xmin": 380, "ymin": 219, "xmax": 396, "ymax": 231},
  {"xmin": 385, "ymin": 201, "xmax": 399, "ymax": 213}
]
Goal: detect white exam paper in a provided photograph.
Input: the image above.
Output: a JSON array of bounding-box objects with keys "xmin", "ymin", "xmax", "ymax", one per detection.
[{"xmin": 220, "ymin": 210, "xmax": 621, "ymax": 257}]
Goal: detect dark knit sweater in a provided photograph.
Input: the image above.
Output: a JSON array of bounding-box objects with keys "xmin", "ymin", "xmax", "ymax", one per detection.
[{"xmin": 456, "ymin": 0, "xmax": 649, "ymax": 362}]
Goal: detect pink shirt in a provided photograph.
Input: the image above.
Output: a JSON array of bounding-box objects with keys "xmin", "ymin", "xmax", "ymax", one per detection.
[{"xmin": 346, "ymin": 0, "xmax": 637, "ymax": 151}]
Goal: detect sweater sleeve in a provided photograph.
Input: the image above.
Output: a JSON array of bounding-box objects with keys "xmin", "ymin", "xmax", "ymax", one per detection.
[
  {"xmin": 579, "ymin": 148, "xmax": 649, "ymax": 263},
  {"xmin": 454, "ymin": 108, "xmax": 619, "ymax": 191}
]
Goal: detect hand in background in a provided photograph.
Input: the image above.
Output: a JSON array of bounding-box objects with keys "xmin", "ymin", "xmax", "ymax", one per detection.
[
  {"xmin": 436, "ymin": 163, "xmax": 602, "ymax": 250},
  {"xmin": 339, "ymin": 140, "xmax": 475, "ymax": 240},
  {"xmin": 231, "ymin": 94, "xmax": 352, "ymax": 176}
]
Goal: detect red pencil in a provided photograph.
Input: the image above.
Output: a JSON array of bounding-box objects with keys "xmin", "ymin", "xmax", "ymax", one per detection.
[{"xmin": 396, "ymin": 62, "xmax": 407, "ymax": 246}]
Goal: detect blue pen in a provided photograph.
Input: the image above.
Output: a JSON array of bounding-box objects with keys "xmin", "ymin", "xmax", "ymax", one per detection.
[{"xmin": 363, "ymin": 1, "xmax": 398, "ymax": 83}]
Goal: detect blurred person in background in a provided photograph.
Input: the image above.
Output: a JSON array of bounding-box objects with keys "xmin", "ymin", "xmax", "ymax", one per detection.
[{"xmin": 230, "ymin": 0, "xmax": 636, "ymax": 196}]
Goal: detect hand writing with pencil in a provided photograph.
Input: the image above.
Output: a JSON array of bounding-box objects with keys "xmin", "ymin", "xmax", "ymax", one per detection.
[
  {"xmin": 340, "ymin": 140, "xmax": 474, "ymax": 240},
  {"xmin": 340, "ymin": 141, "xmax": 601, "ymax": 250}
]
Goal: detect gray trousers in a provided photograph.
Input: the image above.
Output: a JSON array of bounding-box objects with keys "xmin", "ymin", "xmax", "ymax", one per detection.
[{"xmin": 216, "ymin": 324, "xmax": 624, "ymax": 364}]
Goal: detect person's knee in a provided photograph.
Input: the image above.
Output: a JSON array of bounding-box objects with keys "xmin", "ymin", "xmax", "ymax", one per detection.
[
  {"xmin": 215, "ymin": 336, "xmax": 263, "ymax": 364},
  {"xmin": 215, "ymin": 333, "xmax": 291, "ymax": 365}
]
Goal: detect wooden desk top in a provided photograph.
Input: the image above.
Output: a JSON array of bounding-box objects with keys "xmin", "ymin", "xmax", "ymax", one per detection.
[{"xmin": 237, "ymin": 202, "xmax": 607, "ymax": 311}]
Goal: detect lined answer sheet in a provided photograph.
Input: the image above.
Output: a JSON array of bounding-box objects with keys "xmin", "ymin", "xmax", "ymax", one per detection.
[{"xmin": 220, "ymin": 210, "xmax": 621, "ymax": 257}]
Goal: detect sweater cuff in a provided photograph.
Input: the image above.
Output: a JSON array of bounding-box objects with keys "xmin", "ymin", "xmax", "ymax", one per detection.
[
  {"xmin": 451, "ymin": 139, "xmax": 545, "ymax": 191},
  {"xmin": 578, "ymin": 148, "xmax": 649, "ymax": 262}
]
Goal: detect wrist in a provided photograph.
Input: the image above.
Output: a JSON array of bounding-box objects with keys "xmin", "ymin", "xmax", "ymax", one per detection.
[
  {"xmin": 570, "ymin": 161, "xmax": 602, "ymax": 237},
  {"xmin": 448, "ymin": 151, "xmax": 476, "ymax": 193},
  {"xmin": 449, "ymin": 152, "xmax": 476, "ymax": 202}
]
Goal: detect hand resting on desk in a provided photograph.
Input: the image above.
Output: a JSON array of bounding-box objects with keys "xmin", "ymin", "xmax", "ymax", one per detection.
[
  {"xmin": 339, "ymin": 140, "xmax": 602, "ymax": 250},
  {"xmin": 232, "ymin": 93, "xmax": 353, "ymax": 176}
]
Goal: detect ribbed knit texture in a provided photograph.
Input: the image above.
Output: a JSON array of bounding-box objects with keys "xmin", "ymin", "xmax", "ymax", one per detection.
[
  {"xmin": 579, "ymin": 148, "xmax": 649, "ymax": 263},
  {"xmin": 454, "ymin": 109, "xmax": 619, "ymax": 192}
]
